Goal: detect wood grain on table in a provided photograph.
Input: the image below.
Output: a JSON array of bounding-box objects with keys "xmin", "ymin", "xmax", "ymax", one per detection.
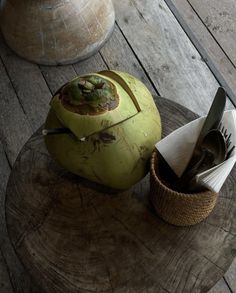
[
  {"xmin": 0, "ymin": 0, "xmax": 235, "ymax": 291},
  {"xmin": 5, "ymin": 98, "xmax": 236, "ymax": 293}
]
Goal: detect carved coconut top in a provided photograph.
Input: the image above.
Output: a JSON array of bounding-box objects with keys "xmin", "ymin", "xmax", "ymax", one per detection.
[
  {"xmin": 60, "ymin": 76, "xmax": 119, "ymax": 115},
  {"xmin": 49, "ymin": 72, "xmax": 139, "ymax": 140}
]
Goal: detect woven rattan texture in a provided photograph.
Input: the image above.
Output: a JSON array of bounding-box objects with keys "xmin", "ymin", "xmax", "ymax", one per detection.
[{"xmin": 150, "ymin": 151, "xmax": 218, "ymax": 226}]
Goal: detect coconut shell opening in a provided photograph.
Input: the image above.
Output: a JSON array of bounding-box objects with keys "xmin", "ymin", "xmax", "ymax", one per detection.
[{"xmin": 60, "ymin": 76, "xmax": 119, "ymax": 115}]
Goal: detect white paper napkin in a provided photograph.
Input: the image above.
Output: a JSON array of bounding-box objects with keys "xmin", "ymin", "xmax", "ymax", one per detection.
[{"xmin": 155, "ymin": 110, "xmax": 236, "ymax": 193}]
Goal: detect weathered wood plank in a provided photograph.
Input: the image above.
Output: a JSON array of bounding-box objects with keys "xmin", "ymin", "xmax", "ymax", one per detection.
[
  {"xmin": 39, "ymin": 65, "xmax": 77, "ymax": 95},
  {"xmin": 0, "ymin": 142, "xmax": 10, "ymax": 188},
  {"xmin": 0, "ymin": 222, "xmax": 44, "ymax": 292},
  {"xmin": 0, "ymin": 240, "xmax": 36, "ymax": 293},
  {"xmin": 189, "ymin": 0, "xmax": 236, "ymax": 67},
  {"xmin": 100, "ymin": 24, "xmax": 156, "ymax": 95},
  {"xmin": 0, "ymin": 34, "xmax": 51, "ymax": 131},
  {"xmin": 224, "ymin": 259, "xmax": 236, "ymax": 292},
  {"xmin": 169, "ymin": 0, "xmax": 236, "ymax": 108},
  {"xmin": 0, "ymin": 141, "xmax": 13, "ymax": 293},
  {"xmin": 0, "ymin": 33, "xmax": 51, "ymax": 293},
  {"xmin": 0, "ymin": 140, "xmax": 10, "ymax": 242},
  {"xmin": 208, "ymin": 278, "xmax": 231, "ymax": 293},
  {"xmin": 0, "ymin": 140, "xmax": 42, "ymax": 293},
  {"xmin": 0, "ymin": 57, "xmax": 32, "ymax": 165},
  {"xmin": 73, "ymin": 52, "xmax": 107, "ymax": 75},
  {"xmin": 114, "ymin": 0, "xmax": 220, "ymax": 116},
  {"xmin": 0, "ymin": 249, "xmax": 14, "ymax": 293}
]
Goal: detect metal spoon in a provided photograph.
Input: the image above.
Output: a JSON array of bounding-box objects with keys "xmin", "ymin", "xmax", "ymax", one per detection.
[
  {"xmin": 175, "ymin": 129, "xmax": 227, "ymax": 192},
  {"xmin": 197, "ymin": 129, "xmax": 227, "ymax": 168}
]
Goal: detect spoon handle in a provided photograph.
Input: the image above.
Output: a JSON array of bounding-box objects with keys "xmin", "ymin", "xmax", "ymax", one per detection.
[
  {"xmin": 174, "ymin": 149, "xmax": 214, "ymax": 192},
  {"xmin": 183, "ymin": 87, "xmax": 226, "ymax": 175}
]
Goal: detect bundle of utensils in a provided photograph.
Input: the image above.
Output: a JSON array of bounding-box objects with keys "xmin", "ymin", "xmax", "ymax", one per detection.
[{"xmin": 156, "ymin": 87, "xmax": 236, "ymax": 193}]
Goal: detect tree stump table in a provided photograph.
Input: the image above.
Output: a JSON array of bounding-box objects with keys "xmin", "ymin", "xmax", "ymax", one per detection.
[{"xmin": 5, "ymin": 97, "xmax": 236, "ymax": 293}]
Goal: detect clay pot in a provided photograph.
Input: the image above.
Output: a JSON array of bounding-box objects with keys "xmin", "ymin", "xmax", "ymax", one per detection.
[{"xmin": 0, "ymin": 0, "xmax": 115, "ymax": 65}]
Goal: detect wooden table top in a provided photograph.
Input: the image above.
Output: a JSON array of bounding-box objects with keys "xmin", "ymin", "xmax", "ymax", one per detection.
[
  {"xmin": 5, "ymin": 97, "xmax": 236, "ymax": 293},
  {"xmin": 0, "ymin": 0, "xmax": 235, "ymax": 292}
]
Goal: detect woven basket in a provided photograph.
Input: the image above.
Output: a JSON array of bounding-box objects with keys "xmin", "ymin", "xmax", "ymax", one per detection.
[{"xmin": 150, "ymin": 150, "xmax": 218, "ymax": 226}]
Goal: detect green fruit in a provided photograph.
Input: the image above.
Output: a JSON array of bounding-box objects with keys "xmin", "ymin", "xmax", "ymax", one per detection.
[{"xmin": 44, "ymin": 70, "xmax": 161, "ymax": 189}]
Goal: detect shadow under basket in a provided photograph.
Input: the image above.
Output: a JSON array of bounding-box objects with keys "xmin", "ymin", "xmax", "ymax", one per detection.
[{"xmin": 150, "ymin": 151, "xmax": 218, "ymax": 226}]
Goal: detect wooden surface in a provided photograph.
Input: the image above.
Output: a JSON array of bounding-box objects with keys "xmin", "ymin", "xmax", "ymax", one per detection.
[
  {"xmin": 169, "ymin": 0, "xmax": 236, "ymax": 106},
  {"xmin": 0, "ymin": 0, "xmax": 235, "ymax": 291},
  {"xmin": 189, "ymin": 0, "xmax": 236, "ymax": 66},
  {"xmin": 0, "ymin": 0, "xmax": 115, "ymax": 65},
  {"xmin": 167, "ymin": 0, "xmax": 236, "ymax": 105},
  {"xmin": 5, "ymin": 97, "xmax": 236, "ymax": 293},
  {"xmin": 114, "ymin": 0, "xmax": 221, "ymax": 114}
]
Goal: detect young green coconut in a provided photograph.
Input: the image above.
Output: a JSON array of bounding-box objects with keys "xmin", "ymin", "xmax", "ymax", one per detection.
[{"xmin": 44, "ymin": 70, "xmax": 162, "ymax": 189}]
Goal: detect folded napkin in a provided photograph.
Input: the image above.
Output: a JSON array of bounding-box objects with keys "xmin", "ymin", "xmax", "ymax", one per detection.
[{"xmin": 155, "ymin": 110, "xmax": 236, "ymax": 193}]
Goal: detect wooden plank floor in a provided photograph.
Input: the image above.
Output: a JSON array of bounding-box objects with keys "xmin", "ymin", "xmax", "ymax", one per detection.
[
  {"xmin": 190, "ymin": 0, "xmax": 236, "ymax": 67},
  {"xmin": 167, "ymin": 0, "xmax": 236, "ymax": 106},
  {"xmin": 0, "ymin": 0, "xmax": 235, "ymax": 292}
]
